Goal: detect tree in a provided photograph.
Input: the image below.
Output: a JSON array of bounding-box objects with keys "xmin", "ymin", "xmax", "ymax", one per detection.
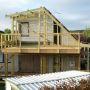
[
  {"xmin": 83, "ymin": 28, "xmax": 90, "ymax": 37},
  {"xmin": 4, "ymin": 28, "xmax": 11, "ymax": 34}
]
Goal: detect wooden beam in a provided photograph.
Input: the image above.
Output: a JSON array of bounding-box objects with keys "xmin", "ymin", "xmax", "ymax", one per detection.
[
  {"xmin": 5, "ymin": 53, "xmax": 8, "ymax": 77},
  {"xmin": 11, "ymin": 54, "xmax": 15, "ymax": 76},
  {"xmin": 40, "ymin": 56, "xmax": 43, "ymax": 74},
  {"xmin": 44, "ymin": 12, "xmax": 47, "ymax": 46},
  {"xmin": 42, "ymin": 55, "xmax": 47, "ymax": 73},
  {"xmin": 1, "ymin": 34, "xmax": 2, "ymax": 49},
  {"xmin": 38, "ymin": 10, "xmax": 40, "ymax": 52},
  {"xmin": 12, "ymin": 17, "xmax": 14, "ymax": 33},
  {"xmin": 78, "ymin": 33, "xmax": 80, "ymax": 47},
  {"xmin": 78, "ymin": 54, "xmax": 81, "ymax": 70},
  {"xmin": 61, "ymin": 55, "xmax": 63, "ymax": 71},
  {"xmin": 15, "ymin": 20, "xmax": 18, "ymax": 34},
  {"xmin": 87, "ymin": 48, "xmax": 90, "ymax": 71}
]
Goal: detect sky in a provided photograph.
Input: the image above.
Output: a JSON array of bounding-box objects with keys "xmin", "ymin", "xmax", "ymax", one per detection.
[{"xmin": 0, "ymin": 0, "xmax": 90, "ymax": 31}]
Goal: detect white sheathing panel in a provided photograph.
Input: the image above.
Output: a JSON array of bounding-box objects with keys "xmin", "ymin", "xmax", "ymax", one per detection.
[
  {"xmin": 20, "ymin": 14, "xmax": 53, "ymax": 43},
  {"xmin": 0, "ymin": 54, "xmax": 19, "ymax": 72},
  {"xmin": 18, "ymin": 11, "xmax": 78, "ymax": 46},
  {"xmin": 61, "ymin": 26, "xmax": 78, "ymax": 46}
]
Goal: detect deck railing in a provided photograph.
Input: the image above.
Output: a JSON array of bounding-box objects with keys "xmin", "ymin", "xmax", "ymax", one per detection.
[
  {"xmin": 1, "ymin": 34, "xmax": 21, "ymax": 49},
  {"xmin": 0, "ymin": 33, "xmax": 80, "ymax": 49}
]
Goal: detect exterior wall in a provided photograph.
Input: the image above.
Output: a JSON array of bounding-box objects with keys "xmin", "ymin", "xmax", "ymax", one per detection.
[
  {"xmin": 0, "ymin": 53, "xmax": 80, "ymax": 74},
  {"xmin": 0, "ymin": 53, "xmax": 19, "ymax": 72},
  {"xmin": 16, "ymin": 10, "xmax": 79, "ymax": 47},
  {"xmin": 61, "ymin": 54, "xmax": 79, "ymax": 71},
  {"xmin": 19, "ymin": 54, "xmax": 40, "ymax": 73},
  {"xmin": 18, "ymin": 17, "xmax": 78, "ymax": 47},
  {"xmin": 61, "ymin": 26, "xmax": 78, "ymax": 46},
  {"xmin": 19, "ymin": 14, "xmax": 53, "ymax": 43},
  {"xmin": 18, "ymin": 54, "xmax": 79, "ymax": 74}
]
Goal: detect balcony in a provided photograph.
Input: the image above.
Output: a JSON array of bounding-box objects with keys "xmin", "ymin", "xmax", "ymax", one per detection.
[{"xmin": 0, "ymin": 33, "xmax": 80, "ymax": 54}]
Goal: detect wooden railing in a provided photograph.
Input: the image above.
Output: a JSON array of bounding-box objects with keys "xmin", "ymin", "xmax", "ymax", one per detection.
[
  {"xmin": 0, "ymin": 33, "xmax": 80, "ymax": 49},
  {"xmin": 1, "ymin": 34, "xmax": 21, "ymax": 49}
]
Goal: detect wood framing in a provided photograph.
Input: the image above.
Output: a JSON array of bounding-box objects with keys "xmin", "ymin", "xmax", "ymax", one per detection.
[{"xmin": 0, "ymin": 7, "xmax": 89, "ymax": 78}]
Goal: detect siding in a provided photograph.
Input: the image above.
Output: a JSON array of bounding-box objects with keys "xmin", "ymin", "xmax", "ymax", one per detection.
[
  {"xmin": 19, "ymin": 54, "xmax": 40, "ymax": 73},
  {"xmin": 61, "ymin": 54, "xmax": 79, "ymax": 71},
  {"xmin": 0, "ymin": 54, "xmax": 19, "ymax": 72}
]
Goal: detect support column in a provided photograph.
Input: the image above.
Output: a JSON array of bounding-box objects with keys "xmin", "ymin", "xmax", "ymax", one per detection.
[
  {"xmin": 87, "ymin": 48, "xmax": 90, "ymax": 71},
  {"xmin": 15, "ymin": 20, "xmax": 18, "ymax": 34},
  {"xmin": 12, "ymin": 17, "xmax": 14, "ymax": 33},
  {"xmin": 5, "ymin": 53, "xmax": 8, "ymax": 77},
  {"xmin": 44, "ymin": 12, "xmax": 47, "ymax": 46},
  {"xmin": 43, "ymin": 55, "xmax": 47, "ymax": 73},
  {"xmin": 78, "ymin": 54, "xmax": 81, "ymax": 70},
  {"xmin": 40, "ymin": 56, "xmax": 43, "ymax": 74},
  {"xmin": 40, "ymin": 55, "xmax": 47, "ymax": 74},
  {"xmin": 11, "ymin": 54, "xmax": 15, "ymax": 76},
  {"xmin": 38, "ymin": 11, "xmax": 40, "ymax": 52},
  {"xmin": 61, "ymin": 55, "xmax": 63, "ymax": 71}
]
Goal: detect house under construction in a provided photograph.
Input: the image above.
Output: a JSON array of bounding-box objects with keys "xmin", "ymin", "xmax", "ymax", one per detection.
[{"xmin": 0, "ymin": 7, "xmax": 90, "ymax": 78}]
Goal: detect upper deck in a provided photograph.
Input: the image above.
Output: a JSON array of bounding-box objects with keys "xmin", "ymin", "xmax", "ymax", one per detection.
[{"xmin": 0, "ymin": 33, "xmax": 80, "ymax": 54}]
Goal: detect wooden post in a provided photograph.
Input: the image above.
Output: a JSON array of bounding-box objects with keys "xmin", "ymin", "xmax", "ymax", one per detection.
[
  {"xmin": 44, "ymin": 12, "xmax": 47, "ymax": 46},
  {"xmin": 5, "ymin": 35, "xmax": 6, "ymax": 48},
  {"xmin": 61, "ymin": 55, "xmax": 63, "ymax": 71},
  {"xmin": 78, "ymin": 33, "xmax": 80, "ymax": 48},
  {"xmin": 45, "ymin": 14, "xmax": 47, "ymax": 46},
  {"xmin": 11, "ymin": 34, "xmax": 13, "ymax": 47},
  {"xmin": 78, "ymin": 54, "xmax": 81, "ymax": 70},
  {"xmin": 12, "ymin": 17, "xmax": 14, "ymax": 33},
  {"xmin": 57, "ymin": 26, "xmax": 59, "ymax": 47},
  {"xmin": 40, "ymin": 55, "xmax": 47, "ymax": 74},
  {"xmin": 40, "ymin": 56, "xmax": 43, "ymax": 74},
  {"xmin": 58, "ymin": 54, "xmax": 61, "ymax": 71},
  {"xmin": 1, "ymin": 34, "xmax": 2, "ymax": 49},
  {"xmin": 43, "ymin": 55, "xmax": 47, "ymax": 73},
  {"xmin": 15, "ymin": 20, "xmax": 18, "ymax": 34},
  {"xmin": 5, "ymin": 53, "xmax": 8, "ymax": 77},
  {"xmin": 11, "ymin": 54, "xmax": 15, "ymax": 76},
  {"xmin": 87, "ymin": 48, "xmax": 90, "ymax": 71},
  {"xmin": 19, "ymin": 34, "xmax": 21, "ymax": 48},
  {"xmin": 8, "ymin": 35, "xmax": 9, "ymax": 47},
  {"xmin": 38, "ymin": 11, "xmax": 40, "ymax": 52}
]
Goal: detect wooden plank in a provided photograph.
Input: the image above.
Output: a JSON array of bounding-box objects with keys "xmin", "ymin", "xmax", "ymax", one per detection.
[
  {"xmin": 2, "ymin": 48, "xmax": 21, "ymax": 53},
  {"xmin": 11, "ymin": 54, "xmax": 15, "ymax": 76},
  {"xmin": 38, "ymin": 10, "xmax": 40, "ymax": 52},
  {"xmin": 12, "ymin": 17, "xmax": 14, "ymax": 33},
  {"xmin": 1, "ymin": 47, "xmax": 80, "ymax": 54},
  {"xmin": 40, "ymin": 56, "xmax": 43, "ymax": 74},
  {"xmin": 5, "ymin": 54, "xmax": 8, "ymax": 77}
]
